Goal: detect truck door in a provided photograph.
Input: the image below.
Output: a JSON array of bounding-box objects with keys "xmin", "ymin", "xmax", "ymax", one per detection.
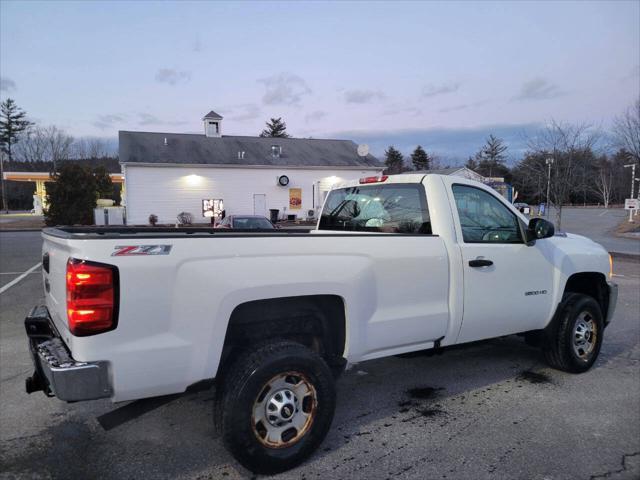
[{"xmin": 449, "ymin": 183, "xmax": 555, "ymax": 343}]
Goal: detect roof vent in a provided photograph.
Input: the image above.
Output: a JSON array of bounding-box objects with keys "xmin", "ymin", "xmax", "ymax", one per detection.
[
  {"xmin": 237, "ymin": 151, "xmax": 245, "ymax": 160},
  {"xmin": 164, "ymin": 137, "xmax": 168, "ymax": 146},
  {"xmin": 271, "ymin": 145, "xmax": 282, "ymax": 158}
]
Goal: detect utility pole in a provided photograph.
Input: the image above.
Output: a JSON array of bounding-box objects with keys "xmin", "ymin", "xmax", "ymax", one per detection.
[
  {"xmin": 0, "ymin": 151, "xmax": 7, "ymax": 214},
  {"xmin": 623, "ymin": 163, "xmax": 638, "ymax": 222},
  {"xmin": 545, "ymin": 157, "xmax": 554, "ymax": 217}
]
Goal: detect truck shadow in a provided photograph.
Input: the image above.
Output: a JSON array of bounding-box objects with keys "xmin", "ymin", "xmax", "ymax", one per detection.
[{"xmin": 2, "ymin": 335, "xmax": 630, "ymax": 480}]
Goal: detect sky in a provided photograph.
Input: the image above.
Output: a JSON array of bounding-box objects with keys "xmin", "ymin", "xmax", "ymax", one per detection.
[{"xmin": 1, "ymin": 0, "xmax": 638, "ymax": 162}]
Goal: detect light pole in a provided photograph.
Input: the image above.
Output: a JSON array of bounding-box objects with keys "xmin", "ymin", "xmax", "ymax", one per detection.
[
  {"xmin": 545, "ymin": 157, "xmax": 554, "ymax": 217},
  {"xmin": 623, "ymin": 163, "xmax": 638, "ymax": 222}
]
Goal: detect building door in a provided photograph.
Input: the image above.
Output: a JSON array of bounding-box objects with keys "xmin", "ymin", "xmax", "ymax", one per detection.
[{"xmin": 253, "ymin": 194, "xmax": 267, "ymax": 216}]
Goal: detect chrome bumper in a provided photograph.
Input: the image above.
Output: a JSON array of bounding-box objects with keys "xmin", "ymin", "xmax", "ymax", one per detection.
[
  {"xmin": 605, "ymin": 281, "xmax": 618, "ymax": 326},
  {"xmin": 25, "ymin": 306, "xmax": 112, "ymax": 402}
]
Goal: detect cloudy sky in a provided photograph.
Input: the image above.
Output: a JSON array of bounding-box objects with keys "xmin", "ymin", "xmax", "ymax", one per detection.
[{"xmin": 1, "ymin": 0, "xmax": 638, "ymax": 162}]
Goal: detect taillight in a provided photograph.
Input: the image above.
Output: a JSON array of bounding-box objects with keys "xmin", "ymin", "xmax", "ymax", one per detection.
[
  {"xmin": 359, "ymin": 175, "xmax": 389, "ymax": 184},
  {"xmin": 66, "ymin": 258, "xmax": 119, "ymax": 336}
]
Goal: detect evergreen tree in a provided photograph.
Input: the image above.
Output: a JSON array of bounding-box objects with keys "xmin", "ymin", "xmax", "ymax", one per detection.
[
  {"xmin": 0, "ymin": 99, "xmax": 33, "ymax": 212},
  {"xmin": 465, "ymin": 155, "xmax": 478, "ymax": 171},
  {"xmin": 259, "ymin": 117, "xmax": 290, "ymax": 138},
  {"xmin": 94, "ymin": 165, "xmax": 114, "ymax": 199},
  {"xmin": 384, "ymin": 146, "xmax": 404, "ymax": 174},
  {"xmin": 410, "ymin": 145, "xmax": 431, "ymax": 170},
  {"xmin": 0, "ymin": 98, "xmax": 33, "ymax": 161},
  {"xmin": 475, "ymin": 134, "xmax": 508, "ymax": 177},
  {"xmin": 45, "ymin": 162, "xmax": 97, "ymax": 226}
]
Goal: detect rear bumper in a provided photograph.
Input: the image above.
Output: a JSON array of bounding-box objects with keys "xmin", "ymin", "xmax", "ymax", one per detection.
[
  {"xmin": 25, "ymin": 306, "xmax": 112, "ymax": 402},
  {"xmin": 605, "ymin": 281, "xmax": 618, "ymax": 326}
]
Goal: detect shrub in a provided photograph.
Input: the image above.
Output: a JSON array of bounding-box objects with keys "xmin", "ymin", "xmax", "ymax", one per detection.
[
  {"xmin": 148, "ymin": 214, "xmax": 158, "ymax": 226},
  {"xmin": 45, "ymin": 162, "xmax": 97, "ymax": 226}
]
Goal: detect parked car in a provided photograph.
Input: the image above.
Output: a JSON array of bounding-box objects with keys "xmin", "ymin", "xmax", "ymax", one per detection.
[
  {"xmin": 513, "ymin": 202, "xmax": 531, "ymax": 214},
  {"xmin": 26, "ymin": 173, "xmax": 617, "ymax": 474},
  {"xmin": 215, "ymin": 215, "xmax": 276, "ymax": 229}
]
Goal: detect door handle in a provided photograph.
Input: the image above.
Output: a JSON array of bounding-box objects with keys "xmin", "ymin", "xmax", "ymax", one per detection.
[{"xmin": 469, "ymin": 259, "xmax": 493, "ymax": 267}]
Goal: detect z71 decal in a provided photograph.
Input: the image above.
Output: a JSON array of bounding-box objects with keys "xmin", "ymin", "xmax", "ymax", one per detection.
[{"xmin": 112, "ymin": 245, "xmax": 172, "ymax": 256}]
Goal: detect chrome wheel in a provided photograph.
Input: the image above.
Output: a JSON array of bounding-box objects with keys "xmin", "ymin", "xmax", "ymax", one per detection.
[
  {"xmin": 573, "ymin": 311, "xmax": 597, "ymax": 360},
  {"xmin": 252, "ymin": 372, "xmax": 317, "ymax": 448}
]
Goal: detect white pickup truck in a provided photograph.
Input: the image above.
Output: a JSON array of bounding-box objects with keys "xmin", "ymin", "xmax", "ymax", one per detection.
[{"xmin": 26, "ymin": 173, "xmax": 617, "ymax": 473}]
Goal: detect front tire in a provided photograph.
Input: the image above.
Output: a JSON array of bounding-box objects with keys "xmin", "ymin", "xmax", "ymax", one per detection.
[
  {"xmin": 218, "ymin": 341, "xmax": 336, "ymax": 474},
  {"xmin": 544, "ymin": 293, "xmax": 604, "ymax": 373}
]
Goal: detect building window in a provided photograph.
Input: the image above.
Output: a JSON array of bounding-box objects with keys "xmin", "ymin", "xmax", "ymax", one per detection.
[{"xmin": 209, "ymin": 121, "xmax": 219, "ymax": 133}]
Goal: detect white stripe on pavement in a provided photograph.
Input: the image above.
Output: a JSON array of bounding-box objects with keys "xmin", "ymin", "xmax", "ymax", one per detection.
[{"xmin": 0, "ymin": 263, "xmax": 41, "ymax": 294}]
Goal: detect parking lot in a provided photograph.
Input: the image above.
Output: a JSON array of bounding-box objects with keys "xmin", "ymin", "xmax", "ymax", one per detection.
[{"xmin": 1, "ymin": 227, "xmax": 639, "ymax": 480}]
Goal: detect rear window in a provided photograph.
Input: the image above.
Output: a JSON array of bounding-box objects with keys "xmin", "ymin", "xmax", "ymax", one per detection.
[
  {"xmin": 233, "ymin": 217, "xmax": 274, "ymax": 229},
  {"xmin": 319, "ymin": 184, "xmax": 431, "ymax": 234}
]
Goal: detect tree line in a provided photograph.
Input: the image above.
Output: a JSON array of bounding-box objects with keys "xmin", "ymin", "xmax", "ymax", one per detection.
[
  {"xmin": 382, "ymin": 99, "xmax": 639, "ymax": 227},
  {"xmin": 0, "ymin": 98, "xmax": 121, "ymax": 224}
]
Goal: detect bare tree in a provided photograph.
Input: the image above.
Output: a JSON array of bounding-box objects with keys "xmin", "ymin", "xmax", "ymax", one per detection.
[
  {"xmin": 613, "ymin": 98, "xmax": 640, "ymax": 163},
  {"xmin": 43, "ymin": 126, "xmax": 73, "ymax": 169},
  {"xmin": 592, "ymin": 160, "xmax": 613, "ymax": 208},
  {"xmin": 15, "ymin": 127, "xmax": 49, "ymax": 163},
  {"xmin": 526, "ymin": 120, "xmax": 600, "ymax": 228},
  {"xmin": 73, "ymin": 137, "xmax": 106, "ymax": 159}
]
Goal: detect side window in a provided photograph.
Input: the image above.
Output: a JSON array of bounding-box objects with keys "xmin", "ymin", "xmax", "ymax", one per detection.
[
  {"xmin": 319, "ymin": 184, "xmax": 432, "ymax": 234},
  {"xmin": 452, "ymin": 185, "xmax": 522, "ymax": 243}
]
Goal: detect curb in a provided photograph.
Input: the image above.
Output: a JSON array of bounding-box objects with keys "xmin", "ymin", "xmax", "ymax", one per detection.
[
  {"xmin": 0, "ymin": 228, "xmax": 43, "ymax": 232},
  {"xmin": 610, "ymin": 251, "xmax": 640, "ymax": 262}
]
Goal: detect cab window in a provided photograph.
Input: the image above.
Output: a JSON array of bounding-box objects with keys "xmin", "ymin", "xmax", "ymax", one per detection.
[
  {"xmin": 452, "ymin": 185, "xmax": 521, "ymax": 243},
  {"xmin": 319, "ymin": 184, "xmax": 431, "ymax": 234}
]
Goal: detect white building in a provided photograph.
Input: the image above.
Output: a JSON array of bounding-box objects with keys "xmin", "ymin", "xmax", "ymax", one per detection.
[{"xmin": 120, "ymin": 111, "xmax": 383, "ymax": 225}]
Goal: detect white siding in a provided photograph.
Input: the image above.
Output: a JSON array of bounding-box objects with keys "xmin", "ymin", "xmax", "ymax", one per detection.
[{"xmin": 124, "ymin": 165, "xmax": 381, "ymax": 225}]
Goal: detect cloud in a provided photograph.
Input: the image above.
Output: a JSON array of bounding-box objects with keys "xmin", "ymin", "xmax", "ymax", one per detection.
[
  {"xmin": 382, "ymin": 105, "xmax": 422, "ymax": 117},
  {"xmin": 225, "ymin": 104, "xmax": 261, "ymax": 122},
  {"xmin": 155, "ymin": 68, "xmax": 191, "ymax": 86},
  {"xmin": 258, "ymin": 73, "xmax": 311, "ymax": 106},
  {"xmin": 0, "ymin": 76, "xmax": 16, "ymax": 92},
  {"xmin": 305, "ymin": 110, "xmax": 327, "ymax": 123},
  {"xmin": 137, "ymin": 113, "xmax": 187, "ymax": 126},
  {"xmin": 513, "ymin": 78, "xmax": 564, "ymax": 101},
  {"xmin": 438, "ymin": 100, "xmax": 489, "ymax": 113},
  {"xmin": 93, "ymin": 114, "xmax": 126, "ymax": 130},
  {"xmin": 344, "ymin": 89, "xmax": 386, "ymax": 104},
  {"xmin": 422, "ymin": 82, "xmax": 460, "ymax": 98}
]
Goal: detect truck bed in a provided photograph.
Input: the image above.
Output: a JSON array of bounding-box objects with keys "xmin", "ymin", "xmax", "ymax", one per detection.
[{"xmin": 43, "ymin": 226, "xmax": 313, "ymax": 239}]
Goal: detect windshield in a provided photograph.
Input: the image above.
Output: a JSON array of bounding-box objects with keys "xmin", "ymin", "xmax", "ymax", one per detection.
[
  {"xmin": 319, "ymin": 184, "xmax": 431, "ymax": 234},
  {"xmin": 232, "ymin": 217, "xmax": 274, "ymax": 229}
]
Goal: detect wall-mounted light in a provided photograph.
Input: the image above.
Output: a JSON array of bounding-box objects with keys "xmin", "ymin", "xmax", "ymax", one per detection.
[{"xmin": 183, "ymin": 174, "xmax": 203, "ymax": 187}]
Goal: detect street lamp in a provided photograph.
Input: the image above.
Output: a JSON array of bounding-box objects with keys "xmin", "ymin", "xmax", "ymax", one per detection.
[{"xmin": 545, "ymin": 157, "xmax": 554, "ymax": 217}]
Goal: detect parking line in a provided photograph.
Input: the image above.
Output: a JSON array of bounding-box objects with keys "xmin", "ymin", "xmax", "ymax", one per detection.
[{"xmin": 0, "ymin": 263, "xmax": 41, "ymax": 294}]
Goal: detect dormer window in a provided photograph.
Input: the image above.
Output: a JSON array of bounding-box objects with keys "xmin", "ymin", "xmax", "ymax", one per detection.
[
  {"xmin": 271, "ymin": 145, "xmax": 282, "ymax": 158},
  {"xmin": 208, "ymin": 121, "xmax": 219, "ymax": 133}
]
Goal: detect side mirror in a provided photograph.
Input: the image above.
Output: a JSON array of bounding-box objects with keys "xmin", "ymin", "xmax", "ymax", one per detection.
[{"xmin": 527, "ymin": 218, "xmax": 555, "ymax": 242}]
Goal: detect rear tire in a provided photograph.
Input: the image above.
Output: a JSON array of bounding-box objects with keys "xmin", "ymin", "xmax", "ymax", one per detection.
[
  {"xmin": 217, "ymin": 341, "xmax": 336, "ymax": 474},
  {"xmin": 544, "ymin": 293, "xmax": 604, "ymax": 373}
]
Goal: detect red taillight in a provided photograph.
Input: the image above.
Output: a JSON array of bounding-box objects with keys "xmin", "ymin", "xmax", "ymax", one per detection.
[
  {"xmin": 66, "ymin": 258, "xmax": 118, "ymax": 336},
  {"xmin": 359, "ymin": 175, "xmax": 389, "ymax": 184}
]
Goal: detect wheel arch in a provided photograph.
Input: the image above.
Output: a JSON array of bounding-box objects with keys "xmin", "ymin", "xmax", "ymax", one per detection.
[
  {"xmin": 562, "ymin": 271, "xmax": 609, "ymax": 317},
  {"xmin": 220, "ymin": 294, "xmax": 347, "ymax": 371}
]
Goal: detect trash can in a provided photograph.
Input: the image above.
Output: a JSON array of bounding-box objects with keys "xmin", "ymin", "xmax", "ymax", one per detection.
[{"xmin": 269, "ymin": 209, "xmax": 279, "ymax": 223}]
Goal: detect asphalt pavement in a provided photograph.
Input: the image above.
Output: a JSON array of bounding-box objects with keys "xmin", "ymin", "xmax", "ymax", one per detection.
[{"xmin": 0, "ymin": 229, "xmax": 639, "ymax": 480}]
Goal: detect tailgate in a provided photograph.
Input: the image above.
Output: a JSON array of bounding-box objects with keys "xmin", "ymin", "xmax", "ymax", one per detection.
[{"xmin": 41, "ymin": 232, "xmax": 75, "ymax": 338}]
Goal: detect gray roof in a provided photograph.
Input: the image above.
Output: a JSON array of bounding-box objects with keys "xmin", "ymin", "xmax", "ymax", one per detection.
[
  {"xmin": 202, "ymin": 110, "xmax": 223, "ymax": 120},
  {"xmin": 119, "ymin": 131, "xmax": 382, "ymax": 168}
]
